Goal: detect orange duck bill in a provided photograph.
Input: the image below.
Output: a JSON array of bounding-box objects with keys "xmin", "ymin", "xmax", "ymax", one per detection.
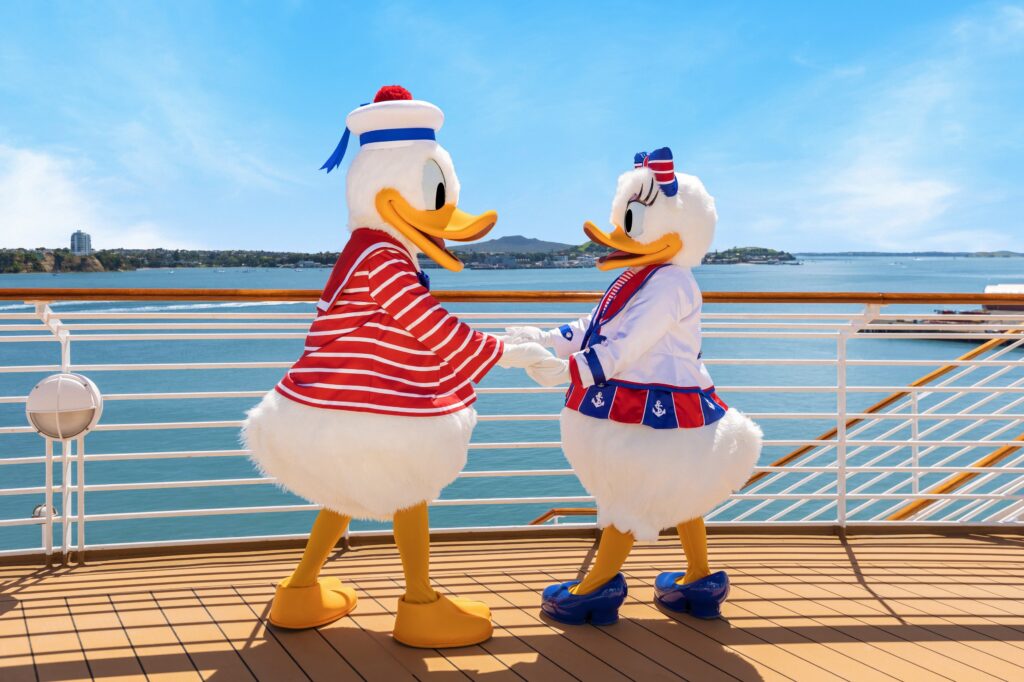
[
  {"xmin": 583, "ymin": 221, "xmax": 681, "ymax": 271},
  {"xmin": 376, "ymin": 188, "xmax": 497, "ymax": 272}
]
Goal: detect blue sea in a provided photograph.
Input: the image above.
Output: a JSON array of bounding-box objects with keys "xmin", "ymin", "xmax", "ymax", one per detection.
[{"xmin": 2, "ymin": 256, "xmax": 1022, "ymax": 551}]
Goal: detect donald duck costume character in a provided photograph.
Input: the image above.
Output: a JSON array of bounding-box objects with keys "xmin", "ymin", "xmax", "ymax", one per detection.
[
  {"xmin": 508, "ymin": 148, "xmax": 763, "ymax": 623},
  {"xmin": 243, "ymin": 86, "xmax": 548, "ymax": 648}
]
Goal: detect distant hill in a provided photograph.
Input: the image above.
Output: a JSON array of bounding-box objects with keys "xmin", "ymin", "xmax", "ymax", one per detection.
[{"xmin": 450, "ymin": 235, "xmax": 574, "ymax": 254}]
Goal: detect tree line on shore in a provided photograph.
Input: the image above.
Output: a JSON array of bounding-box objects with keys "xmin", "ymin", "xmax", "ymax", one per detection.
[{"xmin": 0, "ymin": 244, "xmax": 800, "ymax": 274}]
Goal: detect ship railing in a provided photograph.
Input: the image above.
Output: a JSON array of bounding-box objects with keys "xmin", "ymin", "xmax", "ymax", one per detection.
[{"xmin": 0, "ymin": 288, "xmax": 1022, "ymax": 561}]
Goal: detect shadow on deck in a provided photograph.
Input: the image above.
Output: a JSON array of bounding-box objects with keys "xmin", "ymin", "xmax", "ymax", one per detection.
[{"xmin": 2, "ymin": 533, "xmax": 1024, "ymax": 681}]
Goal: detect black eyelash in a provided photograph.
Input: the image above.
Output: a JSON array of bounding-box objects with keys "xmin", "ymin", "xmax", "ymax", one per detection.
[{"xmin": 628, "ymin": 178, "xmax": 659, "ymax": 207}]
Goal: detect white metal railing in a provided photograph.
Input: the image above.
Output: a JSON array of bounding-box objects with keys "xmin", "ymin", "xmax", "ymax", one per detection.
[{"xmin": 0, "ymin": 291, "xmax": 1022, "ymax": 559}]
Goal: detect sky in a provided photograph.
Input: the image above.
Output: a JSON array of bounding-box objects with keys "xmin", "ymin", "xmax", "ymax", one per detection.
[{"xmin": 1, "ymin": 1, "xmax": 1022, "ymax": 253}]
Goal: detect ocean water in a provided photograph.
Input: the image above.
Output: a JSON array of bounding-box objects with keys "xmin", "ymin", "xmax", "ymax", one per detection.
[{"xmin": 1, "ymin": 256, "xmax": 1022, "ymax": 550}]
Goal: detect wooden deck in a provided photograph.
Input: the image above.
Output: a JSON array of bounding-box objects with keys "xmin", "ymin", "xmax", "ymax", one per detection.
[{"xmin": 2, "ymin": 533, "xmax": 1023, "ymax": 681}]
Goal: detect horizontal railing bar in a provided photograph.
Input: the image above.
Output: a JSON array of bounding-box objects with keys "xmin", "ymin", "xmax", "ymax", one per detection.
[
  {"xmin": 469, "ymin": 442, "xmax": 562, "ymax": 450},
  {"xmin": 71, "ymin": 362, "xmax": 292, "ymax": 371},
  {"xmin": 0, "ymin": 336, "xmax": 57, "ymax": 343},
  {"xmin": 0, "ymin": 486, "xmax": 46, "ymax": 496},
  {"xmin": 80, "ymin": 496, "xmax": 597, "ymax": 522},
  {"xmin": 78, "ymin": 472, "xmax": 572, "ymax": 492},
  {"xmin": 6, "ymin": 518, "xmax": 1024, "ymax": 558},
  {"xmin": 0, "ymin": 449, "xmax": 248, "ymax": 465},
  {"xmin": 704, "ymin": 359, "xmax": 838, "ymax": 365},
  {"xmin": 846, "ymin": 412, "xmax": 1024, "ymax": 420},
  {"xmin": 0, "ymin": 386, "xmax": 846, "ymax": 403},
  {"xmin": 0, "ymin": 364, "xmax": 62, "ymax": 374},
  {"xmin": 844, "ymin": 439, "xmax": 1024, "ymax": 447},
  {"xmin": 14, "ymin": 329, "xmax": 1022, "ymax": 342},
  {"xmin": 52, "ymin": 466, "xmax": 1024, "ymax": 493},
  {"xmin": 851, "ymin": 333, "xmax": 1024, "ymax": 340},
  {"xmin": 83, "ymin": 478, "xmax": 273, "ymax": 492},
  {"xmin": 457, "ymin": 469, "xmax": 575, "ymax": 478},
  {"xmin": 5, "ymin": 309, "xmax": 1011, "ymax": 322},
  {"xmin": 0, "ymin": 518, "xmax": 45, "ymax": 528},
  {"xmin": 56, "ymin": 312, "xmax": 314, "ymax": 320},
  {"xmin": 5, "ymin": 288, "xmax": 1024, "ymax": 305},
  {"xmin": 863, "ymin": 323, "xmax": 1024, "ymax": 331},
  {"xmin": 847, "ymin": 359, "xmax": 1022, "ymax": 366},
  {"xmin": 61, "ymin": 322, "xmax": 312, "ymax": 330},
  {"xmin": 6, "ymin": 450, "xmax": 1022, "ymax": 476},
  {"xmin": 0, "ymin": 386, "xmax": 554, "ymax": 402},
  {"xmin": 63, "ymin": 492, "xmax": 1024, "ymax": 525},
  {"xmin": 70, "ymin": 333, "xmax": 307, "ymax": 341},
  {"xmin": 703, "ymin": 332, "xmax": 840, "ymax": 339}
]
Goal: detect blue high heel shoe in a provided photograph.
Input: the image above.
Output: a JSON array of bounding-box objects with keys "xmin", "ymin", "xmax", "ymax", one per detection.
[
  {"xmin": 540, "ymin": 573, "xmax": 627, "ymax": 625},
  {"xmin": 654, "ymin": 570, "xmax": 729, "ymax": 619}
]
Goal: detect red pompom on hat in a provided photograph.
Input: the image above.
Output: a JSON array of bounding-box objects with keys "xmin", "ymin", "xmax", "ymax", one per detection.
[{"xmin": 374, "ymin": 85, "xmax": 413, "ymax": 102}]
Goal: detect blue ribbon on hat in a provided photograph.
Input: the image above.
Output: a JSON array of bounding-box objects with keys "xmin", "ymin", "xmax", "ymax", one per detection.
[{"xmin": 320, "ymin": 102, "xmax": 437, "ymax": 173}]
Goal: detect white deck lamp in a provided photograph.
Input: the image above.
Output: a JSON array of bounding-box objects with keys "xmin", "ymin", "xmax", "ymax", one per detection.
[
  {"xmin": 26, "ymin": 373, "xmax": 103, "ymax": 440},
  {"xmin": 25, "ymin": 373, "xmax": 102, "ymax": 561}
]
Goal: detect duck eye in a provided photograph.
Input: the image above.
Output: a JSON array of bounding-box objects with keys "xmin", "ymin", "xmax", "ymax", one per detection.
[
  {"xmin": 624, "ymin": 201, "xmax": 646, "ymax": 237},
  {"xmin": 422, "ymin": 159, "xmax": 446, "ymax": 211}
]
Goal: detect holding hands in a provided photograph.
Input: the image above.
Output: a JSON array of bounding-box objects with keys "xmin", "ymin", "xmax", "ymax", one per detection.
[{"xmin": 496, "ymin": 329, "xmax": 571, "ymax": 387}]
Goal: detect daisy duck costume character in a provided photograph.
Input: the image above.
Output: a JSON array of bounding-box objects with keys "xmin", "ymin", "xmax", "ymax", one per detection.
[
  {"xmin": 508, "ymin": 148, "xmax": 763, "ymax": 623},
  {"xmin": 243, "ymin": 86, "xmax": 548, "ymax": 648}
]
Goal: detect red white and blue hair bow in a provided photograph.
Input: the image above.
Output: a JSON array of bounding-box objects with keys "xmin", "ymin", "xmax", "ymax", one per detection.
[{"xmin": 633, "ymin": 147, "xmax": 678, "ymax": 197}]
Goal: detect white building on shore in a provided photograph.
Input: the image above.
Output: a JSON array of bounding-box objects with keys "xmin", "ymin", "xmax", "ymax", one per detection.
[{"xmin": 70, "ymin": 230, "xmax": 92, "ymax": 256}]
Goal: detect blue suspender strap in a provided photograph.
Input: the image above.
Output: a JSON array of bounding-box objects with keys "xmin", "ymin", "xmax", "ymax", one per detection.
[{"xmin": 581, "ymin": 348, "xmax": 607, "ymax": 386}]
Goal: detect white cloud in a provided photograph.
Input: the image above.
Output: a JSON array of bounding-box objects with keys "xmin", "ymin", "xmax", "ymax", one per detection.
[
  {"xmin": 737, "ymin": 4, "xmax": 1024, "ymax": 252},
  {"xmin": 0, "ymin": 144, "xmax": 196, "ymax": 249}
]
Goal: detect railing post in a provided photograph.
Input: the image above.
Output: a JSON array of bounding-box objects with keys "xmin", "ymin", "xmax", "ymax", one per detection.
[
  {"xmin": 76, "ymin": 436, "xmax": 85, "ymax": 561},
  {"xmin": 837, "ymin": 333, "xmax": 847, "ymax": 526},
  {"xmin": 911, "ymin": 391, "xmax": 920, "ymax": 494},
  {"xmin": 60, "ymin": 440, "xmax": 72, "ymax": 560},
  {"xmin": 44, "ymin": 439, "xmax": 53, "ymax": 558}
]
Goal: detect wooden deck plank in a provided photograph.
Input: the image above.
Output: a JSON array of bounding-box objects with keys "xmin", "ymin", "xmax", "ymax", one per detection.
[
  {"xmin": 232, "ymin": 583, "xmax": 363, "ymax": 682},
  {"xmin": 0, "ymin": 598, "xmax": 38, "ymax": 682},
  {"xmin": 191, "ymin": 586, "xmax": 309, "ymax": 682},
  {"xmin": 465, "ymin": 571, "xmax": 631, "ymax": 682},
  {"xmin": 8, "ymin": 533, "xmax": 1024, "ymax": 681},
  {"xmin": 377, "ymin": 575, "xmax": 523, "ymax": 681},
  {"xmin": 723, "ymin": 564, "xmax": 953, "ymax": 682},
  {"xmin": 532, "ymin": 568, "xmax": 749, "ymax": 682},
  {"xmin": 433, "ymin": 572, "xmax": 580, "ymax": 682},
  {"xmin": 65, "ymin": 594, "xmax": 147, "ymax": 682},
  {"xmin": 307, "ymin": 582, "xmax": 420, "ymax": 682},
  {"xmin": 152, "ymin": 588, "xmax": 258, "ymax": 682},
  {"xmin": 510, "ymin": 571, "xmax": 692, "ymax": 681},
  {"xmin": 617, "ymin": 573, "xmax": 847, "ymax": 682},
  {"xmin": 110, "ymin": 591, "xmax": 203, "ymax": 681},
  {"xmin": 347, "ymin": 576, "xmax": 469, "ymax": 680},
  {"xmin": 819, "ymin": 566, "xmax": 1024, "ymax": 676},
  {"xmin": 22, "ymin": 596, "xmax": 93, "ymax": 682},
  {"xmin": 859, "ymin": 563, "xmax": 1024, "ymax": 648},
  {"xmin": 767, "ymin": 563, "xmax": 1013, "ymax": 681}
]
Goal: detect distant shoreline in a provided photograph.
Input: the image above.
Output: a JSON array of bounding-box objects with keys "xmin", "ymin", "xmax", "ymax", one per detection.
[{"xmin": 2, "ymin": 245, "xmax": 1021, "ymax": 274}]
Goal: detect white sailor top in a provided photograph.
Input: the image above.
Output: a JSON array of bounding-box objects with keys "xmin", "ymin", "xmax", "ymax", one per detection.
[{"xmin": 555, "ymin": 264, "xmax": 728, "ymax": 429}]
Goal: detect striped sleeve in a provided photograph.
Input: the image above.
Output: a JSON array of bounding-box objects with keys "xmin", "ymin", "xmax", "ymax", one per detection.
[{"xmin": 365, "ymin": 250, "xmax": 503, "ymax": 383}]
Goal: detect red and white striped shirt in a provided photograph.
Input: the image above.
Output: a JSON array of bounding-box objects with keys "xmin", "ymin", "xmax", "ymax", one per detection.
[{"xmin": 276, "ymin": 229, "xmax": 503, "ymax": 416}]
